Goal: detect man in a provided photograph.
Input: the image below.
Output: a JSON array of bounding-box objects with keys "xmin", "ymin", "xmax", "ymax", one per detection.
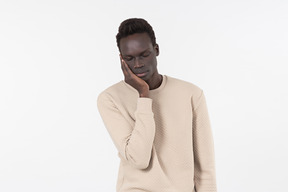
[{"xmin": 97, "ymin": 18, "xmax": 217, "ymax": 192}]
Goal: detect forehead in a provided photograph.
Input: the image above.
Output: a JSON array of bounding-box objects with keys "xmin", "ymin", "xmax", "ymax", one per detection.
[{"xmin": 119, "ymin": 33, "xmax": 153, "ymax": 55}]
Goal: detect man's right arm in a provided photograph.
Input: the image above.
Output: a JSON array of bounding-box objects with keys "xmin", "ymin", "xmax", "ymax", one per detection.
[{"xmin": 97, "ymin": 92, "xmax": 155, "ymax": 169}]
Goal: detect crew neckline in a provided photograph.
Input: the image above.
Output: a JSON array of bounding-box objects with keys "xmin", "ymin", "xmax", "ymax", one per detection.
[
  {"xmin": 149, "ymin": 74, "xmax": 166, "ymax": 94},
  {"xmin": 122, "ymin": 74, "xmax": 167, "ymax": 95}
]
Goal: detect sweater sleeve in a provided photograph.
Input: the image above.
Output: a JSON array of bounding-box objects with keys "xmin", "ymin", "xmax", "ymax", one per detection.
[
  {"xmin": 193, "ymin": 91, "xmax": 217, "ymax": 192},
  {"xmin": 97, "ymin": 92, "xmax": 155, "ymax": 169}
]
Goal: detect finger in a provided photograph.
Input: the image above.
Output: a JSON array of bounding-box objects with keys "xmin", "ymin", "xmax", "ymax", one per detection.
[
  {"xmin": 123, "ymin": 59, "xmax": 134, "ymax": 75},
  {"xmin": 120, "ymin": 60, "xmax": 131, "ymax": 79},
  {"xmin": 119, "ymin": 54, "xmax": 136, "ymax": 78},
  {"xmin": 121, "ymin": 59, "xmax": 133, "ymax": 76},
  {"xmin": 119, "ymin": 54, "xmax": 127, "ymax": 71},
  {"xmin": 121, "ymin": 59, "xmax": 129, "ymax": 76}
]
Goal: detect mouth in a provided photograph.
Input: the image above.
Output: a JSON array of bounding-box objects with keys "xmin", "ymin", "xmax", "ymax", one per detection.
[{"xmin": 135, "ymin": 71, "xmax": 148, "ymax": 77}]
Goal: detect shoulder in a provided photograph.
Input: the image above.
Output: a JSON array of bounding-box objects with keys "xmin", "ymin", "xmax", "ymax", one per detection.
[
  {"xmin": 165, "ymin": 75, "xmax": 204, "ymax": 109},
  {"xmin": 97, "ymin": 80, "xmax": 138, "ymax": 106},
  {"xmin": 98, "ymin": 81, "xmax": 121, "ymax": 98},
  {"xmin": 165, "ymin": 75, "xmax": 203, "ymax": 95}
]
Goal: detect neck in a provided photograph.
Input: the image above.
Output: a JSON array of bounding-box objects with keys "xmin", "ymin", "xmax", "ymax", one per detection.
[{"xmin": 146, "ymin": 72, "xmax": 163, "ymax": 90}]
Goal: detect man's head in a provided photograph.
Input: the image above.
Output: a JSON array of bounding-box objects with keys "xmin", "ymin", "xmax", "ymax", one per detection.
[
  {"xmin": 116, "ymin": 18, "xmax": 160, "ymax": 81},
  {"xmin": 116, "ymin": 18, "xmax": 157, "ymax": 50}
]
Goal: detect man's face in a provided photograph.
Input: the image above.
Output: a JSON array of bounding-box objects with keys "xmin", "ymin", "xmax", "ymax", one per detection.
[{"xmin": 119, "ymin": 32, "xmax": 159, "ymax": 81}]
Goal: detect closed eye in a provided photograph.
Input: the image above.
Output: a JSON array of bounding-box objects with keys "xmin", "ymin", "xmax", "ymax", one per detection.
[
  {"xmin": 142, "ymin": 51, "xmax": 151, "ymax": 57},
  {"xmin": 124, "ymin": 57, "xmax": 133, "ymax": 61}
]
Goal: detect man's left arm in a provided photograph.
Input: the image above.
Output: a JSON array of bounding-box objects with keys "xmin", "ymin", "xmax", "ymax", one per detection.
[{"xmin": 192, "ymin": 90, "xmax": 217, "ymax": 192}]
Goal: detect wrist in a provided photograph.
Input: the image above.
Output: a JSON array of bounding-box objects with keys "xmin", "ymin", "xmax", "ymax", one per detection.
[{"xmin": 139, "ymin": 91, "xmax": 149, "ymax": 98}]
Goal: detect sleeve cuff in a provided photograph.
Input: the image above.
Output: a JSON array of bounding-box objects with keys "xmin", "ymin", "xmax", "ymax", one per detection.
[{"xmin": 136, "ymin": 98, "xmax": 153, "ymax": 112}]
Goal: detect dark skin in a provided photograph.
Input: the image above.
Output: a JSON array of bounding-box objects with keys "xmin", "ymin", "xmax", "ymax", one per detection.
[{"xmin": 119, "ymin": 32, "xmax": 163, "ymax": 98}]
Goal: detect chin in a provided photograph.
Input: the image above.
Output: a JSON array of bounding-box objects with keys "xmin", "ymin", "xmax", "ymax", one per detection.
[{"xmin": 142, "ymin": 74, "xmax": 151, "ymax": 81}]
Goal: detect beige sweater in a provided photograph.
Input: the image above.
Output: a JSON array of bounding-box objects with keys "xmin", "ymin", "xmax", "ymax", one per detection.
[{"xmin": 97, "ymin": 75, "xmax": 217, "ymax": 192}]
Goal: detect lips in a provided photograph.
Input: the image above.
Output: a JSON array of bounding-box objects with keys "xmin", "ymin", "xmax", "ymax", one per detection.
[{"xmin": 135, "ymin": 71, "xmax": 148, "ymax": 77}]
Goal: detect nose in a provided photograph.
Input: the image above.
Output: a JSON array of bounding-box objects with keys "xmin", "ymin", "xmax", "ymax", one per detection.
[{"xmin": 134, "ymin": 57, "xmax": 144, "ymax": 68}]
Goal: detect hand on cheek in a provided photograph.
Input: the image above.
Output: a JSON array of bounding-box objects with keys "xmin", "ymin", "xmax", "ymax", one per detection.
[{"xmin": 120, "ymin": 54, "xmax": 149, "ymax": 97}]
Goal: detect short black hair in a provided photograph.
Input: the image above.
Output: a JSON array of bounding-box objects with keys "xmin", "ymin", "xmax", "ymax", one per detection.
[{"xmin": 116, "ymin": 18, "xmax": 157, "ymax": 51}]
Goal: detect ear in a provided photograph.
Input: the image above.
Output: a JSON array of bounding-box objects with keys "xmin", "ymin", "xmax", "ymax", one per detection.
[{"xmin": 155, "ymin": 44, "xmax": 160, "ymax": 56}]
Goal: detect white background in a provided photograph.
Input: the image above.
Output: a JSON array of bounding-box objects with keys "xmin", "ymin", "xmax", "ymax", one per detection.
[{"xmin": 1, "ymin": 0, "xmax": 287, "ymax": 191}]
